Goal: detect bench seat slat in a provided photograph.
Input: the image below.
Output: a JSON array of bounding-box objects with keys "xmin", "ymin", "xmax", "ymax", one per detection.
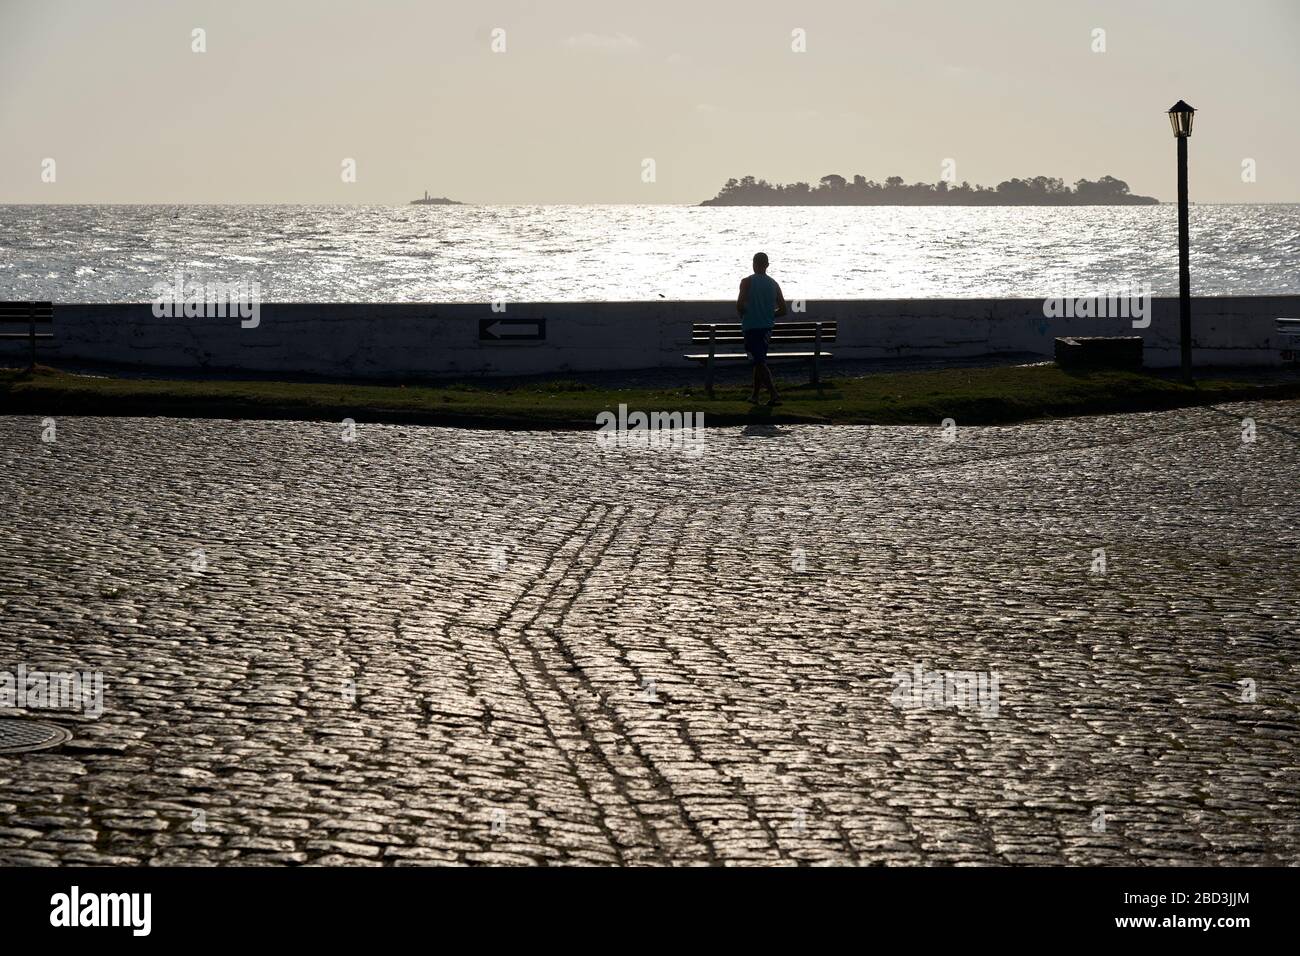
[
  {"xmin": 691, "ymin": 326, "xmax": 836, "ymax": 333},
  {"xmin": 690, "ymin": 341, "xmax": 837, "ymax": 345},
  {"xmin": 0, "ymin": 332, "xmax": 54, "ymax": 339},
  {"xmin": 685, "ymin": 351, "xmax": 833, "ymax": 362},
  {"xmin": 692, "ymin": 336, "xmax": 834, "ymax": 344},
  {"xmin": 693, "ymin": 329, "xmax": 836, "ymax": 336},
  {"xmin": 692, "ymin": 327, "xmax": 836, "ymax": 333}
]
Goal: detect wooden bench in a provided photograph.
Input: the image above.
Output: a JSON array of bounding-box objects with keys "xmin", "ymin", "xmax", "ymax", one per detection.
[
  {"xmin": 0, "ymin": 301, "xmax": 54, "ymax": 369},
  {"xmin": 685, "ymin": 321, "xmax": 835, "ymax": 395},
  {"xmin": 1277, "ymin": 317, "xmax": 1300, "ymax": 362}
]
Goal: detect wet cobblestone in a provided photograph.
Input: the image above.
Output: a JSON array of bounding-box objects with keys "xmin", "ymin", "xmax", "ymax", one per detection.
[{"xmin": 1, "ymin": 401, "xmax": 1297, "ymax": 865}]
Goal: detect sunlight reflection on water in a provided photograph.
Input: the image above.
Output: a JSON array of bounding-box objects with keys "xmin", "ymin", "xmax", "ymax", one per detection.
[{"xmin": 0, "ymin": 203, "xmax": 1295, "ymax": 302}]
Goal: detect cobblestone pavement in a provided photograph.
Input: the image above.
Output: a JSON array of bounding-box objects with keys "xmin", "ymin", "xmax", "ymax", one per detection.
[{"xmin": 1, "ymin": 402, "xmax": 1297, "ymax": 866}]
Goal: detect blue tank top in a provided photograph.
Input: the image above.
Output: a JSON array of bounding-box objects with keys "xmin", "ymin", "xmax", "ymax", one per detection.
[{"xmin": 742, "ymin": 273, "xmax": 777, "ymax": 331}]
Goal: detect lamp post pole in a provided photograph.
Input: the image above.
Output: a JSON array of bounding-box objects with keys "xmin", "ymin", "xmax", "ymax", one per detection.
[
  {"xmin": 1177, "ymin": 132, "xmax": 1192, "ymax": 380},
  {"xmin": 1168, "ymin": 100, "xmax": 1196, "ymax": 382}
]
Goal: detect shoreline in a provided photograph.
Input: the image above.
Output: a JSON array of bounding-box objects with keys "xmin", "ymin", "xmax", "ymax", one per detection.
[{"xmin": 5, "ymin": 201, "xmax": 1300, "ymax": 207}]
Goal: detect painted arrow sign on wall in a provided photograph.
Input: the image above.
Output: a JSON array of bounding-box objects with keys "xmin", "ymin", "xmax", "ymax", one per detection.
[{"xmin": 478, "ymin": 317, "xmax": 546, "ymax": 341}]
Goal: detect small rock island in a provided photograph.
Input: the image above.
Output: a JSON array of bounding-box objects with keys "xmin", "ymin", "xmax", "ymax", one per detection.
[{"xmin": 410, "ymin": 191, "xmax": 463, "ymax": 205}]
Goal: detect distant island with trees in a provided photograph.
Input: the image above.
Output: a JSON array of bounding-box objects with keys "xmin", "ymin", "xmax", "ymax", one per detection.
[{"xmin": 700, "ymin": 174, "xmax": 1158, "ymax": 206}]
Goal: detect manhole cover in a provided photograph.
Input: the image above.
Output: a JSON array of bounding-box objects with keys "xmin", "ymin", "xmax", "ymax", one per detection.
[{"xmin": 0, "ymin": 720, "xmax": 72, "ymax": 754}]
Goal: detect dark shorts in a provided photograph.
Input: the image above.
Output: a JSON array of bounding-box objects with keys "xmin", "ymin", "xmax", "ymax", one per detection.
[{"xmin": 744, "ymin": 328, "xmax": 772, "ymax": 364}]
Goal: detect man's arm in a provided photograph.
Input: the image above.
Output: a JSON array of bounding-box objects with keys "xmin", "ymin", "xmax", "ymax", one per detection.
[
  {"xmin": 774, "ymin": 280, "xmax": 789, "ymax": 318},
  {"xmin": 736, "ymin": 276, "xmax": 750, "ymax": 317}
]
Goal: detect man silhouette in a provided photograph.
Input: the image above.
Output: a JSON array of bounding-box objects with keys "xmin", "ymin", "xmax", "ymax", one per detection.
[{"xmin": 737, "ymin": 252, "xmax": 788, "ymax": 405}]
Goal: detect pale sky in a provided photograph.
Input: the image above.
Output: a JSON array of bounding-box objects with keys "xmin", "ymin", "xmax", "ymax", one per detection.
[{"xmin": 1, "ymin": 0, "xmax": 1297, "ymax": 204}]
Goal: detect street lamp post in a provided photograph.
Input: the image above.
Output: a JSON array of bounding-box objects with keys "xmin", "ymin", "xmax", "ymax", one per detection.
[{"xmin": 1168, "ymin": 100, "xmax": 1196, "ymax": 380}]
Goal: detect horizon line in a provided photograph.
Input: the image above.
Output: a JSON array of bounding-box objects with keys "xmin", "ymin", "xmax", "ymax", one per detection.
[{"xmin": 4, "ymin": 200, "xmax": 1299, "ymax": 207}]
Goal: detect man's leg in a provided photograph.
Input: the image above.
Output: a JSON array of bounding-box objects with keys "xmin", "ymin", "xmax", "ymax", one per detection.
[
  {"xmin": 749, "ymin": 365, "xmax": 761, "ymax": 402},
  {"xmin": 760, "ymin": 362, "xmax": 779, "ymax": 402}
]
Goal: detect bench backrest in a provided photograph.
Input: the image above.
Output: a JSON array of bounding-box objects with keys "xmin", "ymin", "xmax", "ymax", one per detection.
[
  {"xmin": 0, "ymin": 301, "xmax": 54, "ymax": 324},
  {"xmin": 691, "ymin": 321, "xmax": 836, "ymax": 345}
]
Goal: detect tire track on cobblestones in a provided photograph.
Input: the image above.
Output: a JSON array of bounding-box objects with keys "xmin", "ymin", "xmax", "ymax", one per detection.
[
  {"xmin": 517, "ymin": 503, "xmax": 723, "ymax": 863},
  {"xmin": 549, "ymin": 501, "xmax": 739, "ymax": 862},
  {"xmin": 472, "ymin": 503, "xmax": 644, "ymax": 863},
  {"xmin": 483, "ymin": 502, "xmax": 715, "ymax": 864}
]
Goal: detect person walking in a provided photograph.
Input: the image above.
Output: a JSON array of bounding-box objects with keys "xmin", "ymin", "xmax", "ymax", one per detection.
[{"xmin": 737, "ymin": 252, "xmax": 788, "ymax": 405}]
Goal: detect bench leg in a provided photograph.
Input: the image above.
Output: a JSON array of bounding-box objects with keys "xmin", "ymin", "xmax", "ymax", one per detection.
[
  {"xmin": 811, "ymin": 325, "xmax": 821, "ymax": 387},
  {"xmin": 705, "ymin": 326, "xmax": 716, "ymax": 397}
]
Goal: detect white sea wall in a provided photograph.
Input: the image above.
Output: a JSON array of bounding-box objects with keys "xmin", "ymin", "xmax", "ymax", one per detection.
[{"xmin": 2, "ymin": 297, "xmax": 1294, "ymax": 377}]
